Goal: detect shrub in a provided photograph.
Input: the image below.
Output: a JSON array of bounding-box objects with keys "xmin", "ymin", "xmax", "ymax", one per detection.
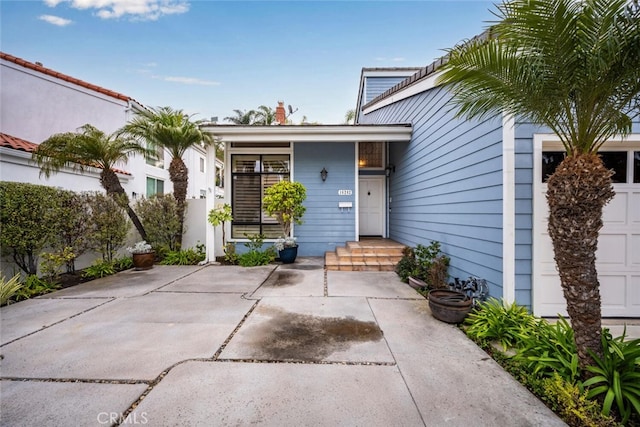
[
  {"xmin": 40, "ymin": 247, "xmax": 75, "ymax": 284},
  {"xmin": 14, "ymin": 275, "xmax": 60, "ymax": 301},
  {"xmin": 160, "ymin": 245, "xmax": 206, "ymax": 265},
  {"xmin": 395, "ymin": 247, "xmax": 416, "ymax": 282},
  {"xmin": 0, "ymin": 182, "xmax": 62, "ymax": 275},
  {"xmin": 394, "ymin": 242, "xmax": 449, "ymax": 288},
  {"xmin": 54, "ymin": 191, "xmax": 92, "ymax": 273},
  {"xmin": 0, "ymin": 274, "xmax": 23, "ymax": 305},
  {"xmin": 86, "ymin": 192, "xmax": 129, "ymax": 263},
  {"xmin": 113, "ymin": 256, "xmax": 133, "ymax": 271},
  {"xmin": 543, "ymin": 374, "xmax": 619, "ymax": 427},
  {"xmin": 135, "ymin": 195, "xmax": 181, "ymax": 251},
  {"xmin": 584, "ymin": 330, "xmax": 640, "ymax": 424},
  {"xmin": 208, "ymin": 203, "xmax": 233, "ymax": 248},
  {"xmin": 83, "ymin": 260, "xmax": 116, "ymax": 279},
  {"xmin": 223, "ymin": 242, "xmax": 239, "ymax": 265},
  {"xmin": 464, "ymin": 298, "xmax": 537, "ymax": 351},
  {"xmin": 262, "ymin": 180, "xmax": 306, "ymax": 236}
]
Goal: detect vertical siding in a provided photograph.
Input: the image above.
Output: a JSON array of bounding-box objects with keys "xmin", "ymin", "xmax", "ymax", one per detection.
[
  {"xmin": 361, "ymin": 87, "xmax": 505, "ymax": 299},
  {"xmin": 294, "ymin": 142, "xmax": 356, "ymax": 256}
]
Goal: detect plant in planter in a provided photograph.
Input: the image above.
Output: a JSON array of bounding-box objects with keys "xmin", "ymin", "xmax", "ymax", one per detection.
[
  {"xmin": 263, "ymin": 180, "xmax": 306, "ymax": 264},
  {"xmin": 127, "ymin": 240, "xmax": 155, "ymax": 270},
  {"xmin": 396, "ymin": 241, "xmax": 450, "ymax": 291}
]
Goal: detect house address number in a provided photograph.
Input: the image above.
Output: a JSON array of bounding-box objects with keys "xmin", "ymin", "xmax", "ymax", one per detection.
[{"xmin": 338, "ymin": 190, "xmax": 352, "ymax": 196}]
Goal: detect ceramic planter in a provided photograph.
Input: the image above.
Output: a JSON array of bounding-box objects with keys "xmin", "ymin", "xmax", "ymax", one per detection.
[
  {"xmin": 428, "ymin": 289, "xmax": 472, "ymax": 324},
  {"xmin": 278, "ymin": 246, "xmax": 298, "ymax": 264}
]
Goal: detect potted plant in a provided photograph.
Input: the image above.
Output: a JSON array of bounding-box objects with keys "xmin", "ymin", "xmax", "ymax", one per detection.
[
  {"xmin": 263, "ymin": 180, "xmax": 306, "ymax": 264},
  {"xmin": 127, "ymin": 241, "xmax": 155, "ymax": 270}
]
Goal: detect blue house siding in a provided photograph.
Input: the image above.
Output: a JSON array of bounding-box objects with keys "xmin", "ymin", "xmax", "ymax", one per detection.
[
  {"xmin": 361, "ymin": 86, "xmax": 505, "ymax": 298},
  {"xmin": 365, "ymin": 77, "xmax": 411, "ymax": 104},
  {"xmin": 294, "ymin": 142, "xmax": 356, "ymax": 256}
]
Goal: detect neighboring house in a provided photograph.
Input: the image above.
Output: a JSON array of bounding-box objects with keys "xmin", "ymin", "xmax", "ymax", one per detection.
[
  {"xmin": 356, "ymin": 63, "xmax": 640, "ymax": 318},
  {"xmin": 0, "ymin": 51, "xmax": 217, "ymax": 201}
]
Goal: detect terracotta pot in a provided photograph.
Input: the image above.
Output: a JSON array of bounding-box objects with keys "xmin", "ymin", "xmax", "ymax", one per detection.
[
  {"xmin": 132, "ymin": 252, "xmax": 155, "ymax": 270},
  {"xmin": 428, "ymin": 289, "xmax": 472, "ymax": 324}
]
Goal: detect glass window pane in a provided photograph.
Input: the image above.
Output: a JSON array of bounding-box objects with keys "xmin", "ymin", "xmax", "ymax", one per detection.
[
  {"xmin": 600, "ymin": 152, "xmax": 627, "ymax": 183},
  {"xmin": 542, "ymin": 151, "xmax": 565, "ymax": 182},
  {"xmin": 232, "ymin": 155, "xmax": 259, "ymax": 173},
  {"xmin": 261, "ymin": 175, "xmax": 287, "ymax": 223},
  {"xmin": 232, "ymin": 224, "xmax": 260, "ymax": 239},
  {"xmin": 634, "ymin": 152, "xmax": 640, "ymax": 184},
  {"xmin": 146, "ymin": 177, "xmax": 155, "ymax": 197},
  {"xmin": 359, "ymin": 142, "xmax": 383, "ymax": 168},
  {"xmin": 262, "ymin": 155, "xmax": 290, "ymax": 173},
  {"xmin": 156, "ymin": 179, "xmax": 164, "ymax": 195},
  {"xmin": 262, "ymin": 224, "xmax": 283, "ymax": 239}
]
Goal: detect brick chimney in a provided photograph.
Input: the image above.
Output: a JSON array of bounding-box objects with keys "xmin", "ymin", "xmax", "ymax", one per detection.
[{"xmin": 275, "ymin": 101, "xmax": 286, "ymax": 125}]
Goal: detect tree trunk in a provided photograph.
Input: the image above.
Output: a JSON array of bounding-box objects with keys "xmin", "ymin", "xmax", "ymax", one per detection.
[
  {"xmin": 546, "ymin": 153, "xmax": 614, "ymax": 373},
  {"xmin": 100, "ymin": 169, "xmax": 147, "ymax": 241},
  {"xmin": 169, "ymin": 157, "xmax": 189, "ymax": 249}
]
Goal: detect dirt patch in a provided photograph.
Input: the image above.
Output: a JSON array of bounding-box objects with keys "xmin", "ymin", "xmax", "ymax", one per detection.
[{"xmin": 252, "ymin": 307, "xmax": 383, "ymax": 361}]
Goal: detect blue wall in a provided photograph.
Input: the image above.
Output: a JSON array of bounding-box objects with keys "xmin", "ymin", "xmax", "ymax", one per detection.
[
  {"xmin": 365, "ymin": 76, "xmax": 411, "ymax": 104},
  {"xmin": 294, "ymin": 142, "xmax": 356, "ymax": 256},
  {"xmin": 360, "ymin": 86, "xmax": 505, "ymax": 299}
]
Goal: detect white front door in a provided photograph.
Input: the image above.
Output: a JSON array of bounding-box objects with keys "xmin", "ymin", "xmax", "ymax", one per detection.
[{"xmin": 359, "ymin": 177, "xmax": 384, "ymax": 236}]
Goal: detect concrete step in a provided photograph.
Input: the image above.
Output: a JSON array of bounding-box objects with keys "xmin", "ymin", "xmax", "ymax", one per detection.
[{"xmin": 324, "ymin": 239, "xmax": 406, "ymax": 272}]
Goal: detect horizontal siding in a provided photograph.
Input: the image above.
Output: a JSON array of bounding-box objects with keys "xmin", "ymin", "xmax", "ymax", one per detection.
[
  {"xmin": 364, "ymin": 77, "xmax": 410, "ymax": 104},
  {"xmin": 294, "ymin": 142, "xmax": 355, "ymax": 255},
  {"xmin": 361, "ymin": 86, "xmax": 505, "ymax": 299}
]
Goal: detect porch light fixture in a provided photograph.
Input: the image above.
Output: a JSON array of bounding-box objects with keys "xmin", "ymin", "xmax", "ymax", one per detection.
[
  {"xmin": 385, "ymin": 164, "xmax": 395, "ymax": 177},
  {"xmin": 320, "ymin": 167, "xmax": 328, "ymax": 182}
]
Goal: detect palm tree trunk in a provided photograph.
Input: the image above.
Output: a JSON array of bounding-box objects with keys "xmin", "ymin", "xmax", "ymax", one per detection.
[
  {"xmin": 169, "ymin": 157, "xmax": 188, "ymax": 248},
  {"xmin": 100, "ymin": 169, "xmax": 147, "ymax": 241},
  {"xmin": 546, "ymin": 153, "xmax": 614, "ymax": 372}
]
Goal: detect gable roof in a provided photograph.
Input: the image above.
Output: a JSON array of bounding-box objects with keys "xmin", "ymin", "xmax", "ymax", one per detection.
[
  {"xmin": 361, "ymin": 30, "xmax": 492, "ymax": 112},
  {"xmin": 0, "ymin": 51, "xmax": 133, "ymax": 103},
  {"xmin": 0, "ymin": 132, "xmax": 131, "ymax": 176}
]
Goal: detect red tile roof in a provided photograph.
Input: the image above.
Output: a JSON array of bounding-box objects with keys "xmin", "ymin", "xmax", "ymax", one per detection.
[
  {"xmin": 0, "ymin": 132, "xmax": 131, "ymax": 176},
  {"xmin": 1, "ymin": 51, "xmax": 131, "ymax": 102}
]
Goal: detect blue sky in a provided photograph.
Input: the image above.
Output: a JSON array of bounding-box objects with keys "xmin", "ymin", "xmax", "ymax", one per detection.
[{"xmin": 1, "ymin": 0, "xmax": 496, "ymax": 124}]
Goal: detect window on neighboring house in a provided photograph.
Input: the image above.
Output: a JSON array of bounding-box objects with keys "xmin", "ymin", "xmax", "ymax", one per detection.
[
  {"xmin": 145, "ymin": 144, "xmax": 164, "ymax": 168},
  {"xmin": 231, "ymin": 154, "xmax": 290, "ymax": 239},
  {"xmin": 358, "ymin": 142, "xmax": 383, "ymax": 168},
  {"xmin": 200, "ymin": 189, "xmax": 206, "ymax": 199},
  {"xmin": 200, "ymin": 157, "xmax": 205, "ymax": 173},
  {"xmin": 146, "ymin": 177, "xmax": 164, "ymax": 197}
]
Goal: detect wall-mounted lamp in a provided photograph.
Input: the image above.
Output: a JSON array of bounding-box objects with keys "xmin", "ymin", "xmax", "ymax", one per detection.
[
  {"xmin": 385, "ymin": 164, "xmax": 396, "ymax": 177},
  {"xmin": 320, "ymin": 167, "xmax": 328, "ymax": 182}
]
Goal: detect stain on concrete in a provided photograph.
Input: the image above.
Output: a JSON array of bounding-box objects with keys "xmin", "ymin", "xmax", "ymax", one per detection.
[
  {"xmin": 263, "ymin": 270, "xmax": 302, "ymax": 287},
  {"xmin": 252, "ymin": 307, "xmax": 383, "ymax": 361},
  {"xmin": 279, "ymin": 264, "xmax": 323, "ymax": 271}
]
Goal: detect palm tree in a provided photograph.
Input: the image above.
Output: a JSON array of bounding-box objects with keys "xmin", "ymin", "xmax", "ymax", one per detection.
[
  {"xmin": 437, "ymin": 0, "xmax": 640, "ymax": 371},
  {"xmin": 224, "ymin": 109, "xmax": 257, "ymax": 125},
  {"xmin": 32, "ymin": 124, "xmax": 149, "ymax": 240},
  {"xmin": 254, "ymin": 105, "xmax": 276, "ymax": 125},
  {"xmin": 344, "ymin": 109, "xmax": 356, "ymax": 124},
  {"xmin": 120, "ymin": 106, "xmax": 212, "ymax": 248}
]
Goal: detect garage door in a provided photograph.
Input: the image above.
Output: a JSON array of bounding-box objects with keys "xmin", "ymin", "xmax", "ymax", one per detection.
[{"xmin": 533, "ymin": 140, "xmax": 640, "ymax": 317}]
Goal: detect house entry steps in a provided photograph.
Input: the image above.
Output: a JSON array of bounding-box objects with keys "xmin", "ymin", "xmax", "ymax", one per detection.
[{"xmin": 325, "ymin": 238, "xmax": 406, "ymax": 271}]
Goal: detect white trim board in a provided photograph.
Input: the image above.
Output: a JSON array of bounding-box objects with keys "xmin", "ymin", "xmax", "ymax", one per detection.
[{"xmin": 502, "ymin": 113, "xmax": 516, "ymax": 304}]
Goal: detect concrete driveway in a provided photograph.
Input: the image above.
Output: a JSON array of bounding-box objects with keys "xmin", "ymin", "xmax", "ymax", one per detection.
[{"xmin": 1, "ymin": 258, "xmax": 564, "ymax": 426}]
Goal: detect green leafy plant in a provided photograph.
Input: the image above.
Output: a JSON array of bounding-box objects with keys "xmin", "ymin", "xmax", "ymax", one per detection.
[
  {"xmin": 515, "ymin": 317, "xmax": 580, "ymax": 383},
  {"xmin": 159, "ymin": 245, "xmax": 206, "ymax": 265},
  {"xmin": 394, "ymin": 242, "xmax": 449, "ymax": 288},
  {"xmin": 113, "ymin": 256, "xmax": 134, "ymax": 271},
  {"xmin": 464, "ymin": 298, "xmax": 537, "ymax": 351},
  {"xmin": 584, "ymin": 330, "xmax": 640, "ymax": 423},
  {"xmin": 237, "ymin": 234, "xmax": 275, "ymax": 267},
  {"xmin": 83, "ymin": 260, "xmax": 116, "ymax": 280},
  {"xmin": 86, "ymin": 192, "xmax": 130, "ymax": 263},
  {"xmin": 262, "ymin": 180, "xmax": 307, "ymax": 237},
  {"xmin": 40, "ymin": 247, "xmax": 76, "ymax": 284},
  {"xmin": 395, "ymin": 247, "xmax": 417, "ymax": 282},
  {"xmin": 14, "ymin": 275, "xmax": 60, "ymax": 301},
  {"xmin": 0, "ymin": 274, "xmax": 23, "ymax": 305},
  {"xmin": 54, "ymin": 191, "xmax": 92, "ymax": 273},
  {"xmin": 223, "ymin": 242, "xmax": 239, "ymax": 265}
]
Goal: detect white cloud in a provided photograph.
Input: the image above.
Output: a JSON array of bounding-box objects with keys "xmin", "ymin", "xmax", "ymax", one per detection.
[
  {"xmin": 154, "ymin": 75, "xmax": 220, "ymax": 86},
  {"xmin": 38, "ymin": 14, "xmax": 73, "ymax": 26},
  {"xmin": 392, "ymin": 57, "xmax": 406, "ymax": 62},
  {"xmin": 43, "ymin": 0, "xmax": 189, "ymax": 21}
]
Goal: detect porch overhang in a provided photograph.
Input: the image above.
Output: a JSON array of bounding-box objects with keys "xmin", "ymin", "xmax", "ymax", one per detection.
[{"xmin": 200, "ymin": 124, "xmax": 413, "ymax": 143}]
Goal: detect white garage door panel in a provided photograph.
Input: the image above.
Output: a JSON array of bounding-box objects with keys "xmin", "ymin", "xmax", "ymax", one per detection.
[{"xmin": 534, "ymin": 142, "xmax": 640, "ymax": 318}]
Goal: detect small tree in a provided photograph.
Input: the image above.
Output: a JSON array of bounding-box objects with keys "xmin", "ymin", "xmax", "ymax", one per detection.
[
  {"xmin": 135, "ymin": 194, "xmax": 182, "ymax": 251},
  {"xmin": 262, "ymin": 180, "xmax": 307, "ymax": 237},
  {"xmin": 87, "ymin": 192, "xmax": 130, "ymax": 263},
  {"xmin": 208, "ymin": 203, "xmax": 233, "ymax": 249},
  {"xmin": 55, "ymin": 191, "xmax": 92, "ymax": 273}
]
